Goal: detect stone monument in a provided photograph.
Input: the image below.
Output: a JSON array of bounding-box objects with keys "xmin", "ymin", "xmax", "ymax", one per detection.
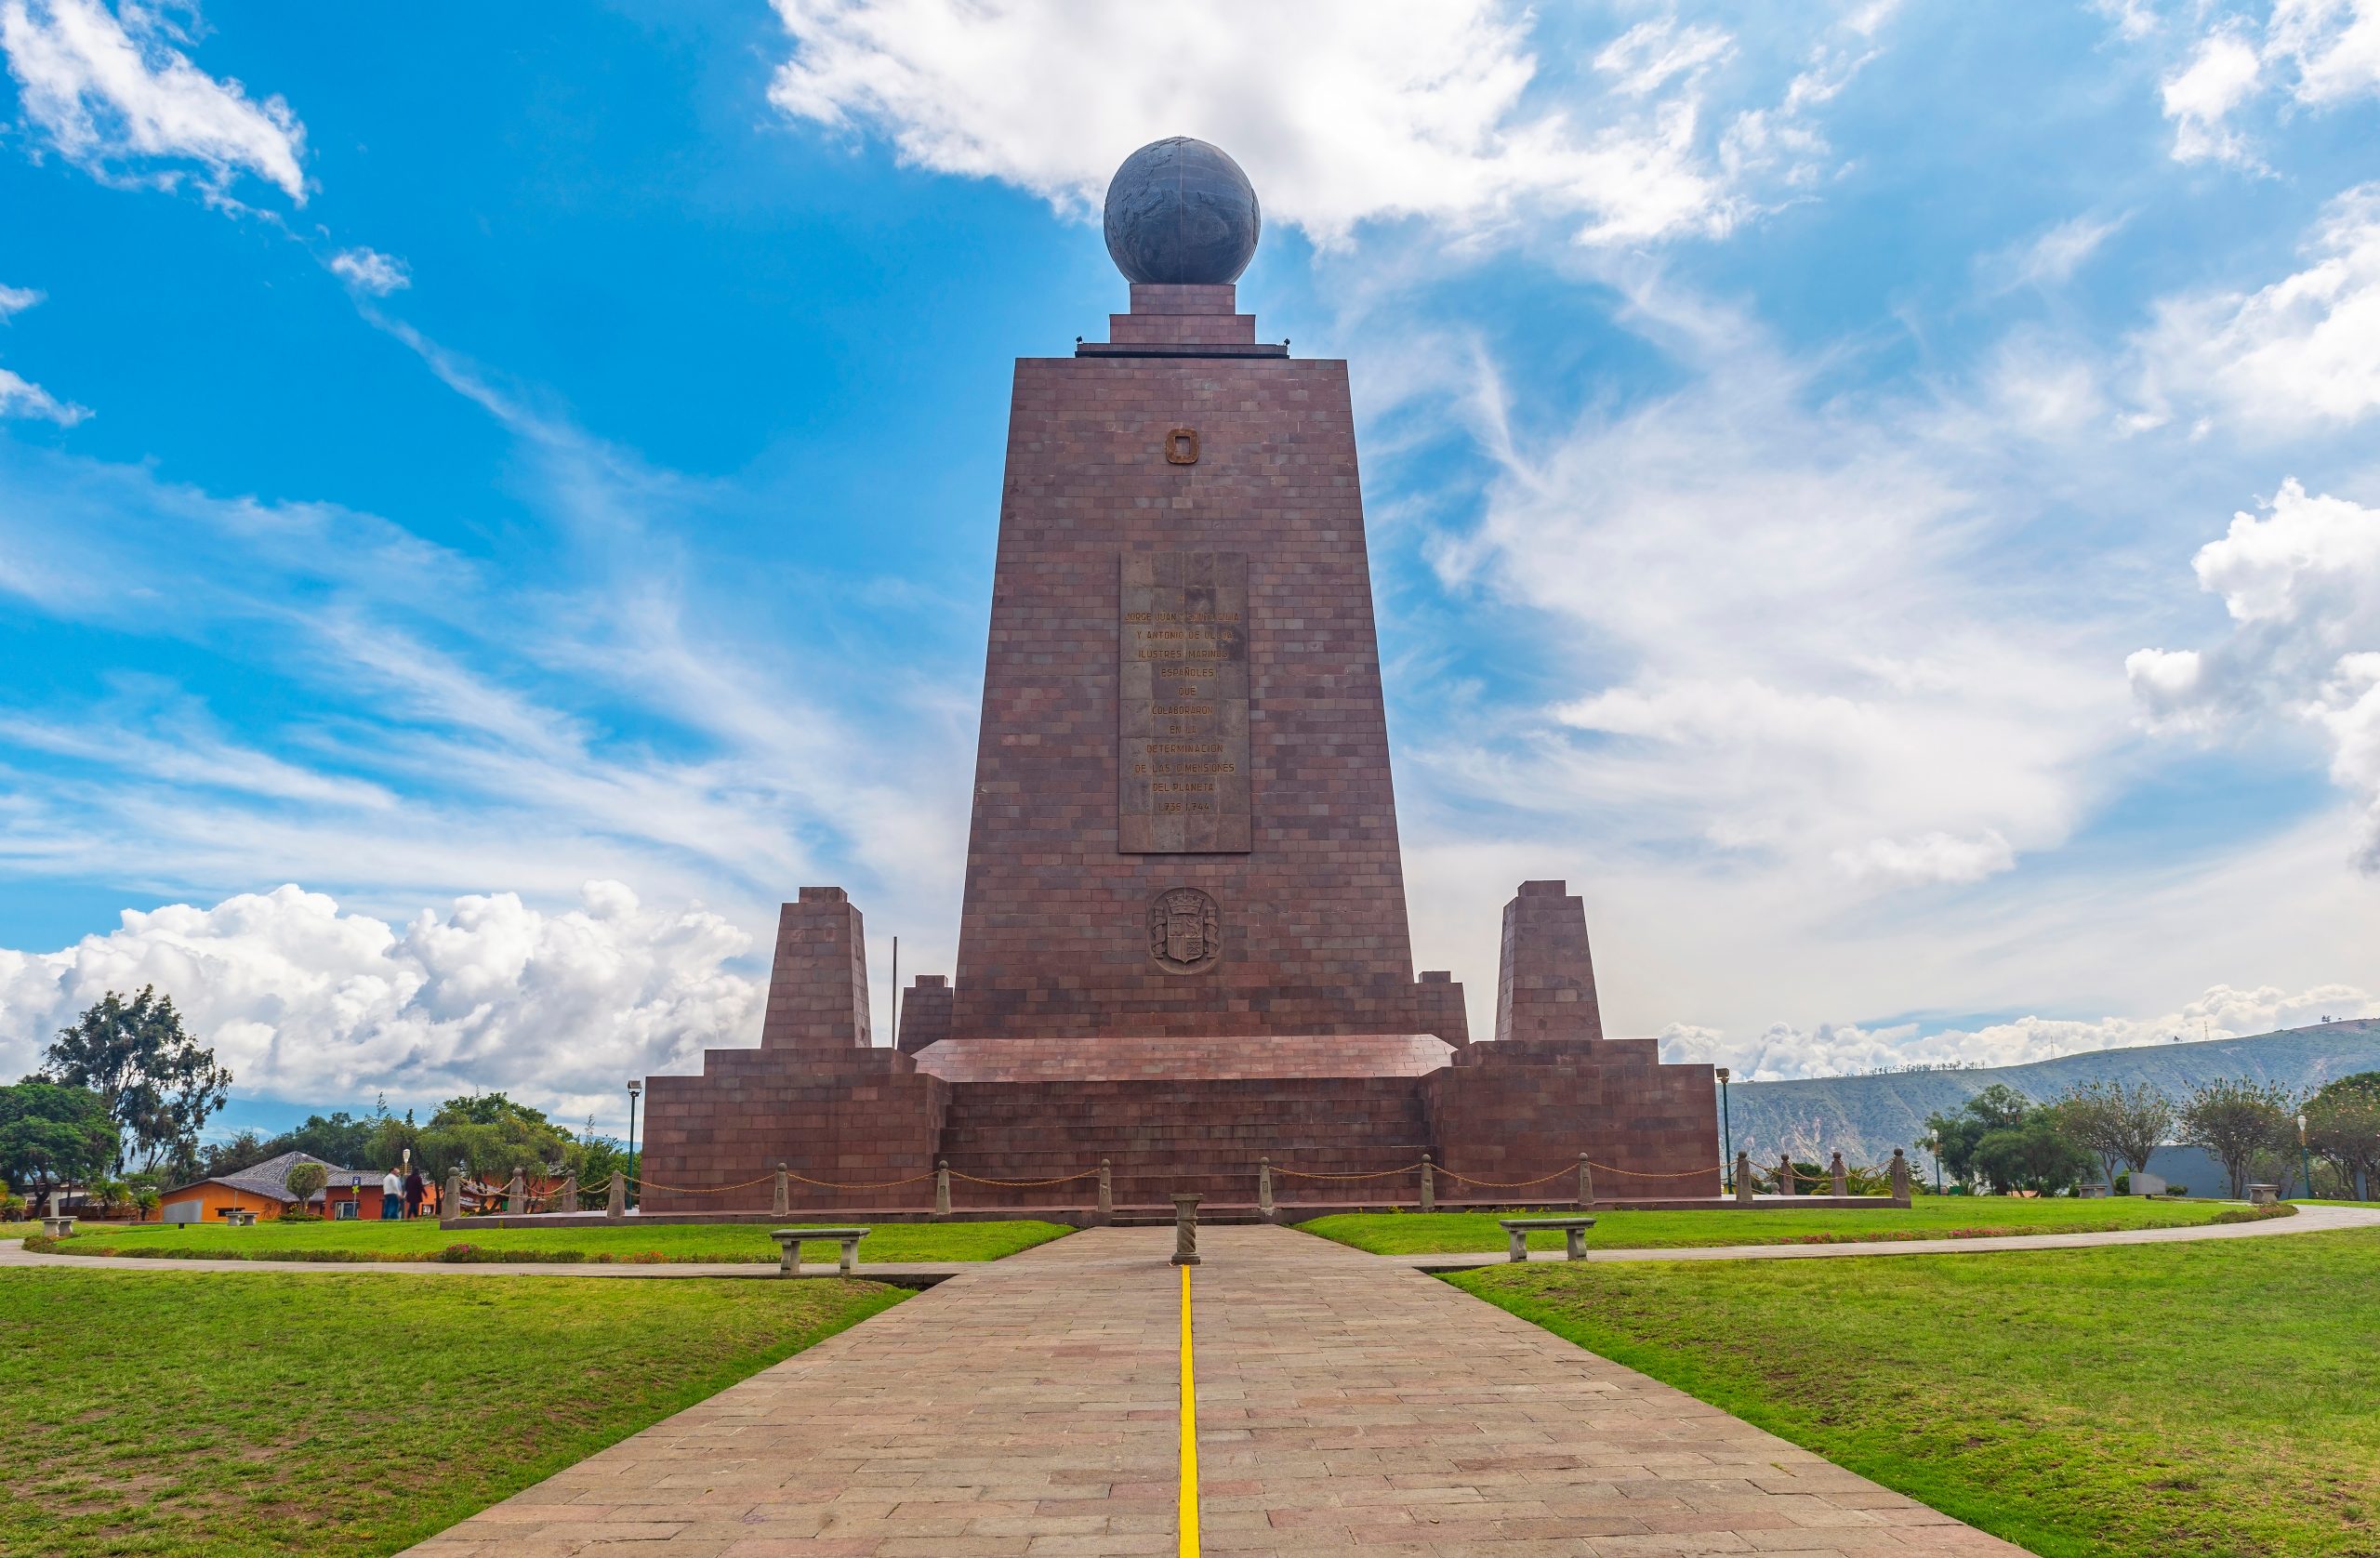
[{"xmin": 641, "ymin": 138, "xmax": 1721, "ymax": 1211}]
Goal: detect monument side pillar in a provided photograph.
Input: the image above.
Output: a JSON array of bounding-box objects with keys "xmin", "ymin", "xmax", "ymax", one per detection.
[
  {"xmin": 760, "ymin": 888, "xmax": 873, "ymax": 1051},
  {"xmin": 1494, "ymin": 880, "xmax": 1606, "ymax": 1044}
]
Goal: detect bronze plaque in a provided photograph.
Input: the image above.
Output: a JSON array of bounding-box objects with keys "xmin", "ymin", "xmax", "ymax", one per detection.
[{"xmin": 1119, "ymin": 550, "xmax": 1251, "ymax": 852}]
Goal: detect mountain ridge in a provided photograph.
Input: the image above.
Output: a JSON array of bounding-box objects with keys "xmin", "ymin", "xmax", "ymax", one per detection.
[{"xmin": 1722, "ymin": 1020, "xmax": 2380, "ymax": 1165}]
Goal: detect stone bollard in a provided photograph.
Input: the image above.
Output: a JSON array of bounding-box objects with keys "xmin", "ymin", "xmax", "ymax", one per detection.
[
  {"xmin": 1097, "ymin": 1158, "xmax": 1113, "ymax": 1223},
  {"xmin": 1170, "ymin": 1193, "xmax": 1202, "ymax": 1266},
  {"xmin": 559, "ymin": 1172, "xmax": 578, "ymax": 1215},
  {"xmin": 606, "ymin": 1168, "xmax": 626, "ymax": 1218},
  {"xmin": 1830, "ymin": 1151, "xmax": 1848, "ymax": 1198},
  {"xmin": 446, "ymin": 1169, "xmax": 465, "ymax": 1222},
  {"xmin": 1735, "ymin": 1152, "xmax": 1754, "ymax": 1203},
  {"xmin": 506, "ymin": 1168, "xmax": 526, "ymax": 1216},
  {"xmin": 774, "ymin": 1162, "xmax": 789, "ymax": 1216},
  {"xmin": 935, "ymin": 1160, "xmax": 951, "ymax": 1217},
  {"xmin": 1256, "ymin": 1156, "xmax": 1272, "ymax": 1221},
  {"xmin": 1420, "ymin": 1153, "xmax": 1435, "ymax": 1213},
  {"xmin": 1579, "ymin": 1153, "xmax": 1594, "ymax": 1208},
  {"xmin": 1890, "ymin": 1148, "xmax": 1911, "ymax": 1207},
  {"xmin": 1778, "ymin": 1155, "xmax": 1796, "ymax": 1198}
]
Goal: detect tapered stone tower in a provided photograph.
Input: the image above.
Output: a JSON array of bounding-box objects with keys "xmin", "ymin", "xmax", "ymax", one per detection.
[{"xmin": 640, "ymin": 139, "xmax": 1720, "ymax": 1211}]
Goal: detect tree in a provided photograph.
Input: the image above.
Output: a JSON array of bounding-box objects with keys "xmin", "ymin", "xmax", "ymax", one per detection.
[
  {"xmin": 1924, "ymin": 1084, "xmax": 2035, "ymax": 1189},
  {"xmin": 2177, "ymin": 1077, "xmax": 2296, "ymax": 1199},
  {"xmin": 2304, "ymin": 1072, "xmax": 2380, "ymax": 1201},
  {"xmin": 0, "ymin": 1080, "xmax": 117, "ymax": 1212},
  {"xmin": 272, "ymin": 1112, "xmax": 376, "ymax": 1168},
  {"xmin": 416, "ymin": 1093, "xmax": 577, "ymax": 1183},
  {"xmin": 1971, "ymin": 1116, "xmax": 2096, "ymax": 1195},
  {"xmin": 282, "ymin": 1160, "xmax": 327, "ymax": 1212},
  {"xmin": 195, "ymin": 1129, "xmax": 274, "ymax": 1181},
  {"xmin": 43, "ymin": 988, "xmax": 231, "ymax": 1173},
  {"xmin": 2056, "ymin": 1080, "xmax": 2176, "ymax": 1188}
]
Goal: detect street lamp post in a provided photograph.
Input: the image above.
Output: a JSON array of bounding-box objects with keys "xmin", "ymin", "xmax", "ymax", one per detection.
[
  {"xmin": 2297, "ymin": 1113, "xmax": 2312, "ymax": 1200},
  {"xmin": 626, "ymin": 1079, "xmax": 643, "ymax": 1213},
  {"xmin": 1716, "ymin": 1068, "xmax": 1733, "ymax": 1192}
]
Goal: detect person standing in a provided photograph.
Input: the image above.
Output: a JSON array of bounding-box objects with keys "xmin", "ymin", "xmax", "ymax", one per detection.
[
  {"xmin": 380, "ymin": 1166, "xmax": 403, "ymax": 1221},
  {"xmin": 403, "ymin": 1165, "xmax": 426, "ymax": 1220}
]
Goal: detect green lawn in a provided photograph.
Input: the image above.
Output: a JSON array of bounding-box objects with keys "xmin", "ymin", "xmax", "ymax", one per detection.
[
  {"xmin": 1302, "ymin": 1195, "xmax": 2233, "ymax": 1254},
  {"xmin": 37, "ymin": 1216, "xmax": 1071, "ymax": 1264},
  {"xmin": 1451, "ymin": 1228, "xmax": 2380, "ymax": 1558},
  {"xmin": 0, "ymin": 1268, "xmax": 902, "ymax": 1557}
]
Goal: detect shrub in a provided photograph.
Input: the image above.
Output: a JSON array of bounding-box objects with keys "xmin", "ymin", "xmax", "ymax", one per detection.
[
  {"xmin": 20, "ymin": 1235, "xmax": 60, "ymax": 1254},
  {"xmin": 2211, "ymin": 1204, "xmax": 2297, "ymax": 1224},
  {"xmin": 0, "ymin": 1193, "xmax": 25, "ymax": 1221},
  {"xmin": 280, "ymin": 1209, "xmax": 324, "ymax": 1223}
]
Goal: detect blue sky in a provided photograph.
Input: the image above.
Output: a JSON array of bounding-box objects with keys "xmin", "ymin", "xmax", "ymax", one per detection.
[{"xmin": 2, "ymin": 0, "xmax": 2378, "ymax": 1134}]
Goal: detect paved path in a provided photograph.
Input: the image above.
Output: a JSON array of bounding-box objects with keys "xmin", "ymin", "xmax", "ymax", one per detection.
[
  {"xmin": 403, "ymin": 1224, "xmax": 2026, "ymax": 1557},
  {"xmin": 1400, "ymin": 1200, "xmax": 2380, "ymax": 1271}
]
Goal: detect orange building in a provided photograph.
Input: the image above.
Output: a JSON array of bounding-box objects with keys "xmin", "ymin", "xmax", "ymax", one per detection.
[{"xmin": 154, "ymin": 1151, "xmax": 440, "ymax": 1222}]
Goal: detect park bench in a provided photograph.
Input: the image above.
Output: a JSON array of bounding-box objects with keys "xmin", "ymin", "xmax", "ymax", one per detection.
[
  {"xmin": 1498, "ymin": 1216, "xmax": 1595, "ymax": 1262},
  {"xmin": 220, "ymin": 1208, "xmax": 258, "ymax": 1226},
  {"xmin": 2248, "ymin": 1184, "xmax": 2279, "ymax": 1207},
  {"xmin": 772, "ymin": 1226, "xmax": 869, "ymax": 1276},
  {"xmin": 39, "ymin": 1215, "xmax": 75, "ymax": 1238}
]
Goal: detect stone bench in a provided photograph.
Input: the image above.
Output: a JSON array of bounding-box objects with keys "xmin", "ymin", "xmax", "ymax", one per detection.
[
  {"xmin": 1499, "ymin": 1216, "xmax": 1595, "ymax": 1262},
  {"xmin": 2248, "ymin": 1183, "xmax": 2279, "ymax": 1207},
  {"xmin": 221, "ymin": 1208, "xmax": 258, "ymax": 1227},
  {"xmin": 39, "ymin": 1215, "xmax": 75, "ymax": 1238},
  {"xmin": 772, "ymin": 1226, "xmax": 869, "ymax": 1276}
]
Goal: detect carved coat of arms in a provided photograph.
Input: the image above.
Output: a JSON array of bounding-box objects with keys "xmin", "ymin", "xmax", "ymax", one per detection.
[{"xmin": 1148, "ymin": 887, "xmax": 1222, "ymax": 973}]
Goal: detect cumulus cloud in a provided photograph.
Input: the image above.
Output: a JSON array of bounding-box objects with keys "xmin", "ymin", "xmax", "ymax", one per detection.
[
  {"xmin": 2130, "ymin": 477, "xmax": 2380, "ymax": 868},
  {"xmin": 0, "ymin": 282, "xmax": 40, "ymax": 320},
  {"xmin": 1656, "ymin": 982, "xmax": 2379, "ymax": 1079},
  {"xmin": 328, "ymin": 246, "xmax": 409, "ymax": 295},
  {"xmin": 2134, "ymin": 1, "xmax": 2380, "ymax": 165},
  {"xmin": 764, "ymin": 0, "xmax": 1884, "ymax": 249},
  {"xmin": 0, "ymin": 0, "xmax": 306, "ymax": 203},
  {"xmin": 0, "ymin": 882, "xmax": 762, "ymax": 1126},
  {"xmin": 2134, "ymin": 182, "xmax": 2380, "ymax": 432}
]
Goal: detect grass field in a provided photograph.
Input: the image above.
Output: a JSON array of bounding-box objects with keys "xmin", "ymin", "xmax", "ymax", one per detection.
[
  {"xmin": 36, "ymin": 1217, "xmax": 1071, "ymax": 1264},
  {"xmin": 0, "ymin": 1269, "xmax": 901, "ymax": 1557},
  {"xmin": 1451, "ymin": 1228, "xmax": 2380, "ymax": 1558},
  {"xmin": 1302, "ymin": 1196, "xmax": 2233, "ymax": 1254}
]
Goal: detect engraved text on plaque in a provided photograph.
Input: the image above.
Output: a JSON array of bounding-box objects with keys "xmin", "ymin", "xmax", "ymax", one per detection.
[{"xmin": 1119, "ymin": 551, "xmax": 1251, "ymax": 852}]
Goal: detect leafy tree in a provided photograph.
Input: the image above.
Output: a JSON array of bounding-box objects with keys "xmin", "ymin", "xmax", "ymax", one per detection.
[
  {"xmin": 2177, "ymin": 1077, "xmax": 2297, "ymax": 1199},
  {"xmin": 272, "ymin": 1112, "xmax": 376, "ymax": 1167},
  {"xmin": 575, "ymin": 1118, "xmax": 639, "ymax": 1189},
  {"xmin": 282, "ymin": 1160, "xmax": 327, "ymax": 1210},
  {"xmin": 1924, "ymin": 1084, "xmax": 2036, "ymax": 1189},
  {"xmin": 0, "ymin": 1080, "xmax": 117, "ymax": 1212},
  {"xmin": 43, "ymin": 987, "xmax": 231, "ymax": 1173},
  {"xmin": 416, "ymin": 1093, "xmax": 576, "ymax": 1183},
  {"xmin": 2055, "ymin": 1080, "xmax": 2176, "ymax": 1188},
  {"xmin": 2304, "ymin": 1072, "xmax": 2380, "ymax": 1201},
  {"xmin": 1971, "ymin": 1116, "xmax": 2096, "ymax": 1195},
  {"xmin": 195, "ymin": 1129, "xmax": 275, "ymax": 1181}
]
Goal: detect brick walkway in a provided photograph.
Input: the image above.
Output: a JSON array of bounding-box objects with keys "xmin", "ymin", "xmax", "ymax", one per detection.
[{"xmin": 403, "ymin": 1225, "xmax": 2024, "ymax": 1556}]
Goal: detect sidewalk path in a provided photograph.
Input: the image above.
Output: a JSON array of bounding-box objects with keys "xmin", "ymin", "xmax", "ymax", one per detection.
[
  {"xmin": 400, "ymin": 1224, "xmax": 2026, "ymax": 1557},
  {"xmin": 1399, "ymin": 1200, "xmax": 2380, "ymax": 1271}
]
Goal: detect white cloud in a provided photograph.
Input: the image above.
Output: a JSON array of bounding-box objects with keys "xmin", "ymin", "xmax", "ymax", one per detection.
[
  {"xmin": 1831, "ymin": 830, "xmax": 2016, "ymax": 887},
  {"xmin": 2267, "ymin": 0, "xmax": 2380, "ymax": 104},
  {"xmin": 765, "ymin": 0, "xmax": 1884, "ymax": 250},
  {"xmin": 0, "ymin": 0, "xmax": 305, "ymax": 203},
  {"xmin": 328, "ymin": 246, "xmax": 409, "ymax": 295},
  {"xmin": 1982, "ymin": 212, "xmax": 2126, "ymax": 294},
  {"xmin": 2135, "ymin": 182, "xmax": 2380, "ymax": 431},
  {"xmin": 0, "ymin": 882, "xmax": 763, "ymax": 1126},
  {"xmin": 0, "ymin": 282, "xmax": 40, "ymax": 320},
  {"xmin": 1659, "ymin": 981, "xmax": 2379, "ymax": 1079},
  {"xmin": 2162, "ymin": 30, "xmax": 2263, "ymax": 165},
  {"xmin": 2131, "ymin": 477, "xmax": 2380, "ymax": 867},
  {"xmin": 0, "ymin": 363, "xmax": 86, "ymax": 424}
]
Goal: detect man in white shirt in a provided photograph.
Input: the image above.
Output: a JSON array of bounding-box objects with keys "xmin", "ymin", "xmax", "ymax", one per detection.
[{"xmin": 381, "ymin": 1168, "xmax": 403, "ymax": 1221}]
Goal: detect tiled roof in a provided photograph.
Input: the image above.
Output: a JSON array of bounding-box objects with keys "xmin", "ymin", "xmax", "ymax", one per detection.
[{"xmin": 181, "ymin": 1150, "xmax": 367, "ymax": 1204}]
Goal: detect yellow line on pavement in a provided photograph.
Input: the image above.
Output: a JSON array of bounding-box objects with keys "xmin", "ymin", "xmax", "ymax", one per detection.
[{"xmin": 1178, "ymin": 1262, "xmax": 1199, "ymax": 1555}]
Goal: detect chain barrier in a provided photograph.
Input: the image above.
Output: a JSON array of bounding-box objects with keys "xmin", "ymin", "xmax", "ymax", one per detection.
[
  {"xmin": 1270, "ymin": 1161, "xmax": 1426, "ymax": 1181},
  {"xmin": 949, "ymin": 1168, "xmax": 1100, "ymax": 1187},
  {"xmin": 1435, "ymin": 1165, "xmax": 1577, "ymax": 1189}
]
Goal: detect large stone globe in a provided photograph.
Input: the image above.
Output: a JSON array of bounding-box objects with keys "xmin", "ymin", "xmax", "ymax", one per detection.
[{"xmin": 1102, "ymin": 137, "xmax": 1262, "ymax": 285}]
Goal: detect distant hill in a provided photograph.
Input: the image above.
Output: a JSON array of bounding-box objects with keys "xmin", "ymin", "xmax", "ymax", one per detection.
[{"xmin": 1724, "ymin": 1020, "xmax": 2380, "ymax": 1165}]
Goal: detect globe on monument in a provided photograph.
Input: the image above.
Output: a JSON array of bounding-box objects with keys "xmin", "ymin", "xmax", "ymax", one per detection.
[{"xmin": 1102, "ymin": 137, "xmax": 1262, "ymax": 285}]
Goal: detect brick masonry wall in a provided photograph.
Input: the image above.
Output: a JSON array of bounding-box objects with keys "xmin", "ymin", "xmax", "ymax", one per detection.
[
  {"xmin": 950, "ymin": 285, "xmax": 1461, "ymax": 1042},
  {"xmin": 759, "ymin": 889, "xmax": 872, "ymax": 1051}
]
